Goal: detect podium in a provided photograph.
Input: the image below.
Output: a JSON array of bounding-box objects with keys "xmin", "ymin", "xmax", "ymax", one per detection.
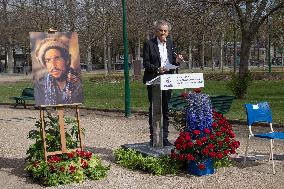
[
  {"xmin": 146, "ymin": 73, "xmax": 204, "ymax": 148},
  {"xmin": 122, "ymin": 73, "xmax": 204, "ymax": 157}
]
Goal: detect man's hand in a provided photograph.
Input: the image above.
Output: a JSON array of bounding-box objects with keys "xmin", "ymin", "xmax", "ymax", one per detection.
[
  {"xmin": 176, "ymin": 54, "xmax": 184, "ymax": 63},
  {"xmin": 158, "ymin": 67, "xmax": 166, "ymax": 73}
]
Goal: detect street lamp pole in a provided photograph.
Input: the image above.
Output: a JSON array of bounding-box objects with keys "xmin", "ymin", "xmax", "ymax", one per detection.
[{"xmin": 122, "ymin": 0, "xmax": 131, "ymax": 117}]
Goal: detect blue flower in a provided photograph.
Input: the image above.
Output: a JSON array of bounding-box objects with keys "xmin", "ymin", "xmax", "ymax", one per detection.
[{"xmin": 184, "ymin": 92, "xmax": 213, "ymax": 133}]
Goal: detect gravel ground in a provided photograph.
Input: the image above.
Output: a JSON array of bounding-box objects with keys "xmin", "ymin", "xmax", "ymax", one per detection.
[{"xmin": 1, "ymin": 106, "xmax": 284, "ymax": 189}]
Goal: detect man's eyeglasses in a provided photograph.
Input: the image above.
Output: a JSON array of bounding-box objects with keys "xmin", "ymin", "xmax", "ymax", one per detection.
[
  {"xmin": 44, "ymin": 56, "xmax": 63, "ymax": 64},
  {"xmin": 159, "ymin": 29, "xmax": 168, "ymax": 33}
]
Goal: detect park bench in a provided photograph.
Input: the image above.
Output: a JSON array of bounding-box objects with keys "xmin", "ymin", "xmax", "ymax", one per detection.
[
  {"xmin": 169, "ymin": 93, "xmax": 235, "ymax": 115},
  {"xmin": 10, "ymin": 87, "xmax": 35, "ymax": 108}
]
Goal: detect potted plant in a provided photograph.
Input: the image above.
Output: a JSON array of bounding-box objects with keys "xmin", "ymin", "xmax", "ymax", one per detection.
[{"xmin": 170, "ymin": 89, "xmax": 240, "ymax": 176}]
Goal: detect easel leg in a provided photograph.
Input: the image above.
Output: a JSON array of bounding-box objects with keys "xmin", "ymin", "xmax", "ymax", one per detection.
[
  {"xmin": 76, "ymin": 105, "xmax": 84, "ymax": 151},
  {"xmin": 40, "ymin": 107, "xmax": 48, "ymax": 162}
]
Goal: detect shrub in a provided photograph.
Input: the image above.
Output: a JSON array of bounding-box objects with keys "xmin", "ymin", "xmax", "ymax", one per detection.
[
  {"xmin": 226, "ymin": 73, "xmax": 252, "ymax": 99},
  {"xmin": 114, "ymin": 148, "xmax": 181, "ymax": 176}
]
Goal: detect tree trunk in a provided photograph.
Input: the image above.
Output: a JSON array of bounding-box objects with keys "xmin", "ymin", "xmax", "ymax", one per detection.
[
  {"xmin": 220, "ymin": 33, "xmax": 224, "ymax": 72},
  {"xmin": 239, "ymin": 33, "xmax": 252, "ymax": 78},
  {"xmin": 201, "ymin": 34, "xmax": 204, "ymax": 70},
  {"xmin": 281, "ymin": 36, "xmax": 284, "ymax": 66},
  {"xmin": 233, "ymin": 27, "xmax": 237, "ymax": 73},
  {"xmin": 107, "ymin": 35, "xmax": 111, "ymax": 73},
  {"xmin": 188, "ymin": 42, "xmax": 192, "ymax": 71},
  {"xmin": 136, "ymin": 39, "xmax": 141, "ymax": 60},
  {"xmin": 211, "ymin": 45, "xmax": 214, "ymax": 71},
  {"xmin": 87, "ymin": 45, "xmax": 92, "ymax": 70},
  {"xmin": 6, "ymin": 43, "xmax": 14, "ymax": 73},
  {"xmin": 103, "ymin": 35, "xmax": 108, "ymax": 75}
]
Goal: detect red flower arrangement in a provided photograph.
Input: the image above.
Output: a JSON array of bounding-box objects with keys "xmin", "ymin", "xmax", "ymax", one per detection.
[
  {"xmin": 170, "ymin": 111, "xmax": 240, "ymax": 170},
  {"xmin": 27, "ymin": 149, "xmax": 110, "ymax": 186}
]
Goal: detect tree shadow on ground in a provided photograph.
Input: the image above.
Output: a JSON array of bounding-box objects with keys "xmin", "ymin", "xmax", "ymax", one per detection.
[
  {"xmin": 0, "ymin": 157, "xmax": 39, "ymax": 185},
  {"xmin": 85, "ymin": 146, "xmax": 116, "ymax": 163},
  {"xmin": 231, "ymin": 152, "xmax": 284, "ymax": 169}
]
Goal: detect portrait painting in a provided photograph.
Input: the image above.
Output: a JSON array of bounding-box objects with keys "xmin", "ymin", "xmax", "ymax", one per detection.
[{"xmin": 30, "ymin": 32, "xmax": 83, "ymax": 106}]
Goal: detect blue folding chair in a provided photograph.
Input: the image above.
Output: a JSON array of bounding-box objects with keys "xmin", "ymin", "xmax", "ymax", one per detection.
[{"xmin": 244, "ymin": 102, "xmax": 284, "ymax": 174}]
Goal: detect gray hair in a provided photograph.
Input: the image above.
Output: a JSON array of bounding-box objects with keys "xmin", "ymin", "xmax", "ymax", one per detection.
[{"xmin": 153, "ymin": 20, "xmax": 171, "ymax": 32}]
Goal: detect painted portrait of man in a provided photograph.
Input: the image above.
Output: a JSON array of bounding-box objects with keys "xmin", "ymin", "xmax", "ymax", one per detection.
[{"xmin": 30, "ymin": 32, "xmax": 83, "ymax": 106}]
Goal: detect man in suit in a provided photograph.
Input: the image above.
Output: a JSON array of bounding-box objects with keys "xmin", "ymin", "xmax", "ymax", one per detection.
[{"xmin": 143, "ymin": 20, "xmax": 183, "ymax": 146}]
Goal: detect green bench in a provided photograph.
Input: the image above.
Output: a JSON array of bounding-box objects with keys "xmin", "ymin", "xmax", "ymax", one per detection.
[
  {"xmin": 169, "ymin": 93, "xmax": 235, "ymax": 115},
  {"xmin": 10, "ymin": 87, "xmax": 35, "ymax": 108},
  {"xmin": 210, "ymin": 95, "xmax": 235, "ymax": 115}
]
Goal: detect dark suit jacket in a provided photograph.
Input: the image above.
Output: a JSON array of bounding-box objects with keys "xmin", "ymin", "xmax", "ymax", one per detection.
[{"xmin": 142, "ymin": 37, "xmax": 179, "ymax": 83}]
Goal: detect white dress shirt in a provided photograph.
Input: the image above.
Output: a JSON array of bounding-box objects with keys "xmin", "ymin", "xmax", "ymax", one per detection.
[{"xmin": 157, "ymin": 38, "xmax": 171, "ymax": 68}]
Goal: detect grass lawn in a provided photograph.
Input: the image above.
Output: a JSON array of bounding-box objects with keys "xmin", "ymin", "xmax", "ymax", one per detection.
[{"xmin": 1, "ymin": 73, "xmax": 283, "ymax": 124}]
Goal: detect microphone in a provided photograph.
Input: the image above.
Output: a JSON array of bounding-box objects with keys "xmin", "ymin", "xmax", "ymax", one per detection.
[{"xmin": 172, "ymin": 49, "xmax": 185, "ymax": 62}]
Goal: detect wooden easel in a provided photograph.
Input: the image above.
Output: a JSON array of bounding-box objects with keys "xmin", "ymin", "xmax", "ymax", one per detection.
[{"xmin": 39, "ymin": 103, "xmax": 83, "ymax": 162}]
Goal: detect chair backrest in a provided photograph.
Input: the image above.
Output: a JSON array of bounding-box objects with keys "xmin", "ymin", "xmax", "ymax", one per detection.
[
  {"xmin": 22, "ymin": 88, "xmax": 34, "ymax": 97},
  {"xmin": 244, "ymin": 102, "xmax": 272, "ymax": 126}
]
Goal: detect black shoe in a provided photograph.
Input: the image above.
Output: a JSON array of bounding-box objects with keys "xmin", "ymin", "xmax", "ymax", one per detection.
[{"xmin": 163, "ymin": 140, "xmax": 172, "ymax": 146}]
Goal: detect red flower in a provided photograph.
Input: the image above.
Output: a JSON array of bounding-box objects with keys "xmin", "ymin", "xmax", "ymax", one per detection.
[
  {"xmin": 196, "ymin": 140, "xmax": 203, "ymax": 146},
  {"xmin": 224, "ymin": 136, "xmax": 230, "ymax": 143},
  {"xmin": 202, "ymin": 148, "xmax": 209, "ymax": 155},
  {"xmin": 233, "ymin": 141, "xmax": 240, "ymax": 148},
  {"xmin": 209, "ymin": 134, "xmax": 215, "ymax": 140},
  {"xmin": 201, "ymin": 136, "xmax": 207, "ymax": 142},
  {"xmin": 175, "ymin": 137, "xmax": 183, "ymax": 144},
  {"xmin": 221, "ymin": 127, "xmax": 227, "ymax": 132},
  {"xmin": 216, "ymin": 152, "xmax": 223, "ymax": 159},
  {"xmin": 76, "ymin": 149, "xmax": 82, "ymax": 156},
  {"xmin": 228, "ymin": 131, "xmax": 236, "ymax": 138},
  {"xmin": 180, "ymin": 132, "xmax": 186, "ymax": 138},
  {"xmin": 185, "ymin": 132, "xmax": 191, "ymax": 141},
  {"xmin": 85, "ymin": 151, "xmax": 92, "ymax": 160},
  {"xmin": 60, "ymin": 166, "xmax": 65, "ymax": 172},
  {"xmin": 186, "ymin": 154, "xmax": 195, "ymax": 161},
  {"xmin": 209, "ymin": 151, "xmax": 216, "ymax": 158},
  {"xmin": 230, "ymin": 149, "xmax": 236, "ymax": 154},
  {"xmin": 198, "ymin": 163, "xmax": 206, "ymax": 170},
  {"xmin": 49, "ymin": 165, "xmax": 56, "ymax": 172},
  {"xmin": 216, "ymin": 131, "xmax": 222, "ymax": 137},
  {"xmin": 182, "ymin": 143, "xmax": 187, "ymax": 150},
  {"xmin": 212, "ymin": 122, "xmax": 218, "ymax": 128},
  {"xmin": 175, "ymin": 143, "xmax": 181, "ymax": 150},
  {"xmin": 170, "ymin": 152, "xmax": 177, "ymax": 159},
  {"xmin": 81, "ymin": 159, "xmax": 89, "ymax": 168},
  {"xmin": 207, "ymin": 143, "xmax": 215, "ymax": 149},
  {"xmin": 218, "ymin": 141, "xmax": 223, "ymax": 147},
  {"xmin": 69, "ymin": 165, "xmax": 76, "ymax": 174},
  {"xmin": 179, "ymin": 154, "xmax": 184, "ymax": 161},
  {"xmin": 187, "ymin": 141, "xmax": 194, "ymax": 147},
  {"xmin": 67, "ymin": 152, "xmax": 75, "ymax": 159},
  {"xmin": 181, "ymin": 92, "xmax": 189, "ymax": 99},
  {"xmin": 224, "ymin": 150, "xmax": 230, "ymax": 155},
  {"xmin": 48, "ymin": 155, "xmax": 61, "ymax": 163},
  {"xmin": 194, "ymin": 88, "xmax": 201, "ymax": 93},
  {"xmin": 193, "ymin": 130, "xmax": 201, "ymax": 135},
  {"xmin": 204, "ymin": 128, "xmax": 211, "ymax": 134}
]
